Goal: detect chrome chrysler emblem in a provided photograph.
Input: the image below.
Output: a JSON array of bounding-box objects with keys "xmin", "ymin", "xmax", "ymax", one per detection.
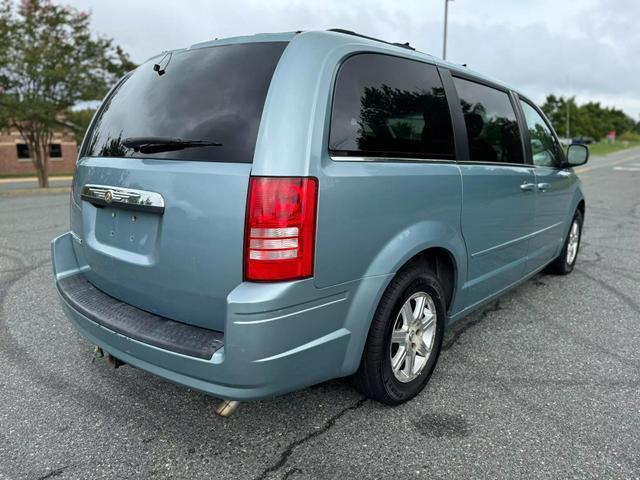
[{"xmin": 104, "ymin": 190, "xmax": 114, "ymax": 204}]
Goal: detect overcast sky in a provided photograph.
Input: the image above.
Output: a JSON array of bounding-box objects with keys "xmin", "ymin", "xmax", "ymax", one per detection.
[{"xmin": 61, "ymin": 0, "xmax": 640, "ymax": 118}]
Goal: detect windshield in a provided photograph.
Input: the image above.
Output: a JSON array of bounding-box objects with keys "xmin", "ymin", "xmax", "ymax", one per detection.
[{"xmin": 83, "ymin": 42, "xmax": 287, "ymax": 163}]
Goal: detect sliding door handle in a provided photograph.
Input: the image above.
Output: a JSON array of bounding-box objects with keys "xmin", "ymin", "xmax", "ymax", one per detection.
[
  {"xmin": 520, "ymin": 182, "xmax": 535, "ymax": 192},
  {"xmin": 537, "ymin": 182, "xmax": 551, "ymax": 192}
]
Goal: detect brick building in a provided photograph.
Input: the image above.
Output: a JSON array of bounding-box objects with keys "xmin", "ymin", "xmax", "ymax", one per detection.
[{"xmin": 0, "ymin": 127, "xmax": 78, "ymax": 175}]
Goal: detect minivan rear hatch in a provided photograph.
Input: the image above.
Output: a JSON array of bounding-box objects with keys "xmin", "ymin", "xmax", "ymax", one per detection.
[{"xmin": 72, "ymin": 41, "xmax": 287, "ymax": 332}]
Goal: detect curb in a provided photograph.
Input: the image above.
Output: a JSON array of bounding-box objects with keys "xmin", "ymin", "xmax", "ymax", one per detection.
[
  {"xmin": 0, "ymin": 187, "xmax": 70, "ymax": 197},
  {"xmin": 0, "ymin": 175, "xmax": 73, "ymax": 184}
]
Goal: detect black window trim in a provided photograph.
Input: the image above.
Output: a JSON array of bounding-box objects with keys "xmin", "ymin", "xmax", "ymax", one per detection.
[
  {"xmin": 438, "ymin": 67, "xmax": 469, "ymax": 162},
  {"xmin": 447, "ymin": 69, "xmax": 530, "ymax": 168},
  {"xmin": 449, "ymin": 69, "xmax": 511, "ymax": 95},
  {"xmin": 516, "ymin": 94, "xmax": 568, "ymax": 169},
  {"xmin": 79, "ymin": 72, "xmax": 132, "ymax": 159},
  {"xmin": 327, "ymin": 51, "xmax": 457, "ymax": 163},
  {"xmin": 510, "ymin": 90, "xmax": 532, "ymax": 167}
]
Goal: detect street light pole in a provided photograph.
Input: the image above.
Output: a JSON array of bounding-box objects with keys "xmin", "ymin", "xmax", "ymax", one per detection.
[
  {"xmin": 566, "ymin": 100, "xmax": 571, "ymax": 139},
  {"xmin": 443, "ymin": 0, "xmax": 453, "ymax": 60}
]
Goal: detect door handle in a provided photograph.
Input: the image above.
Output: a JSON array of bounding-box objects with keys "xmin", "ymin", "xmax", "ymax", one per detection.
[
  {"xmin": 537, "ymin": 182, "xmax": 551, "ymax": 192},
  {"xmin": 520, "ymin": 182, "xmax": 535, "ymax": 192}
]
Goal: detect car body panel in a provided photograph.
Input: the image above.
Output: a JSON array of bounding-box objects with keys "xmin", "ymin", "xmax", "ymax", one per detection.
[
  {"xmin": 457, "ymin": 164, "xmax": 536, "ymax": 307},
  {"xmin": 71, "ymin": 157, "xmax": 251, "ymax": 331},
  {"xmin": 52, "ymin": 29, "xmax": 585, "ymax": 401},
  {"xmin": 527, "ymin": 167, "xmax": 578, "ymax": 272},
  {"xmin": 52, "ymin": 231, "xmax": 389, "ymax": 399}
]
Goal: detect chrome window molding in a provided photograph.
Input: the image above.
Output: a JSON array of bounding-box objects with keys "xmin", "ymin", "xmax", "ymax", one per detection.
[
  {"xmin": 81, "ymin": 184, "xmax": 165, "ymax": 214},
  {"xmin": 330, "ymin": 155, "xmax": 537, "ymax": 169},
  {"xmin": 330, "ymin": 155, "xmax": 456, "ymax": 164},
  {"xmin": 456, "ymin": 160, "xmax": 534, "ymax": 168},
  {"xmin": 531, "ymin": 164, "xmax": 566, "ymax": 171}
]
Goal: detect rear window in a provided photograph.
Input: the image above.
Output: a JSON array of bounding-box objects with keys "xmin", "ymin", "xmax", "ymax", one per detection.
[
  {"xmin": 329, "ymin": 53, "xmax": 455, "ymax": 159},
  {"xmin": 83, "ymin": 42, "xmax": 287, "ymax": 163}
]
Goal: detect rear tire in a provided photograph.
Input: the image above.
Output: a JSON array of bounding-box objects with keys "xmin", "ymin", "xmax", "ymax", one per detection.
[
  {"xmin": 546, "ymin": 210, "xmax": 583, "ymax": 275},
  {"xmin": 353, "ymin": 261, "xmax": 446, "ymax": 405}
]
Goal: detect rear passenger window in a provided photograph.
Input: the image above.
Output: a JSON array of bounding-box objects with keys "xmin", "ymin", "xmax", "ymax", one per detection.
[
  {"xmin": 453, "ymin": 77, "xmax": 523, "ymax": 164},
  {"xmin": 329, "ymin": 54, "xmax": 455, "ymax": 159}
]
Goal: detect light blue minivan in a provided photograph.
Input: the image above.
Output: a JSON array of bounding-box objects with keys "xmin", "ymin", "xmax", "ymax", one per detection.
[{"xmin": 51, "ymin": 29, "xmax": 589, "ymax": 409}]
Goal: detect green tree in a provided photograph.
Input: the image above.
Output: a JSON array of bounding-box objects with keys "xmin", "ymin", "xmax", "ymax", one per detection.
[
  {"xmin": 541, "ymin": 95, "xmax": 581, "ymax": 138},
  {"xmin": 0, "ymin": 0, "xmax": 135, "ymax": 186},
  {"xmin": 541, "ymin": 94, "xmax": 635, "ymax": 141},
  {"xmin": 65, "ymin": 107, "xmax": 97, "ymax": 145}
]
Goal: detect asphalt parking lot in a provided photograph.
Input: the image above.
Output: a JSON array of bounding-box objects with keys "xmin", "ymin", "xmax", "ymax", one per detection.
[{"xmin": 1, "ymin": 149, "xmax": 639, "ymax": 480}]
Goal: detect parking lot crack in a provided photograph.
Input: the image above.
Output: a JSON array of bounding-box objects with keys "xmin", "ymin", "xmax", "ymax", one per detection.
[
  {"xmin": 253, "ymin": 397, "xmax": 367, "ymax": 480},
  {"xmin": 34, "ymin": 463, "xmax": 76, "ymax": 480},
  {"xmin": 442, "ymin": 300, "xmax": 503, "ymax": 351},
  {"xmin": 575, "ymin": 268, "xmax": 640, "ymax": 314}
]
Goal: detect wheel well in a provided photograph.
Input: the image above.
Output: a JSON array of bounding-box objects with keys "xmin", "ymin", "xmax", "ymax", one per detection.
[
  {"xmin": 406, "ymin": 248, "xmax": 456, "ymax": 310},
  {"xmin": 577, "ymin": 199, "xmax": 586, "ymax": 219}
]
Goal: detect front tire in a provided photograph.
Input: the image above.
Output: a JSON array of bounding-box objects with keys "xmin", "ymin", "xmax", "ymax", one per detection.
[
  {"xmin": 353, "ymin": 261, "xmax": 446, "ymax": 405},
  {"xmin": 546, "ymin": 210, "xmax": 583, "ymax": 275}
]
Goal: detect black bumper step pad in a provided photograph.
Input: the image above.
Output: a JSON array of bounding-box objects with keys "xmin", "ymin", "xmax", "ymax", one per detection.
[{"xmin": 57, "ymin": 274, "xmax": 224, "ymax": 360}]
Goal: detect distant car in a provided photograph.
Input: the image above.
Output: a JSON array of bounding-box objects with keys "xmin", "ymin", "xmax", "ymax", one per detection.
[
  {"xmin": 52, "ymin": 29, "xmax": 590, "ymax": 407},
  {"xmin": 572, "ymin": 137, "xmax": 595, "ymax": 145}
]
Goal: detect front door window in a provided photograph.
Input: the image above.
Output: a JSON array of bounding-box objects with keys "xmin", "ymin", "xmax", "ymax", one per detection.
[{"xmin": 519, "ymin": 100, "xmax": 564, "ymax": 168}]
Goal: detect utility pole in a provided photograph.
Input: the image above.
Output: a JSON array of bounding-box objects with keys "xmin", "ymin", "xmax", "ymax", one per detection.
[
  {"xmin": 443, "ymin": 0, "xmax": 454, "ymax": 60},
  {"xmin": 566, "ymin": 99, "xmax": 571, "ymax": 139}
]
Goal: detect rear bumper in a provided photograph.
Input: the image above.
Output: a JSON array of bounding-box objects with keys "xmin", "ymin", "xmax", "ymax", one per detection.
[{"xmin": 52, "ymin": 232, "xmax": 390, "ymax": 400}]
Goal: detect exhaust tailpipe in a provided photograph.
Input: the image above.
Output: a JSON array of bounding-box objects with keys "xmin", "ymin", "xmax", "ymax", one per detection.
[{"xmin": 214, "ymin": 399, "xmax": 241, "ymax": 417}]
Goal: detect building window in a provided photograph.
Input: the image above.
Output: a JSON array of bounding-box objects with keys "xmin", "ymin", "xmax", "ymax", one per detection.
[
  {"xmin": 16, "ymin": 144, "xmax": 30, "ymax": 159},
  {"xmin": 49, "ymin": 143, "xmax": 62, "ymax": 158}
]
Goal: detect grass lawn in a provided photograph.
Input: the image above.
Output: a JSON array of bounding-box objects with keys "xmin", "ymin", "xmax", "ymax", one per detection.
[{"xmin": 588, "ymin": 141, "xmax": 640, "ymax": 156}]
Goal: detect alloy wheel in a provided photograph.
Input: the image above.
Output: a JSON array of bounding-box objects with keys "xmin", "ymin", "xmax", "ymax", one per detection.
[{"xmin": 389, "ymin": 291, "xmax": 437, "ymax": 383}]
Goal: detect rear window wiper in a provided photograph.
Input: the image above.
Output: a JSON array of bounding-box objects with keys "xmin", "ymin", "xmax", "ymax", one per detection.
[{"xmin": 122, "ymin": 137, "xmax": 222, "ymax": 154}]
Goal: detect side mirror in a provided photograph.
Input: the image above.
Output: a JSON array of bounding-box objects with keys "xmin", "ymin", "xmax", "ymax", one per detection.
[{"xmin": 566, "ymin": 143, "xmax": 589, "ymax": 167}]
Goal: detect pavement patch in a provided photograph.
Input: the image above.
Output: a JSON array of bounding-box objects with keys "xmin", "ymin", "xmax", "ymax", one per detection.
[{"xmin": 412, "ymin": 413, "xmax": 470, "ymax": 438}]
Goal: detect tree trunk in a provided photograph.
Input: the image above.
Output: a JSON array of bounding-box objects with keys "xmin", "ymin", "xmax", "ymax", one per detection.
[
  {"xmin": 16, "ymin": 125, "xmax": 53, "ymax": 189},
  {"xmin": 28, "ymin": 139, "xmax": 49, "ymax": 188}
]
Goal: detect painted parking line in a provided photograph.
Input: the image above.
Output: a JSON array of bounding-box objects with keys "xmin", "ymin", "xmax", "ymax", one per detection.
[
  {"xmin": 575, "ymin": 150, "xmax": 640, "ymax": 174},
  {"xmin": 612, "ymin": 166, "xmax": 640, "ymax": 171}
]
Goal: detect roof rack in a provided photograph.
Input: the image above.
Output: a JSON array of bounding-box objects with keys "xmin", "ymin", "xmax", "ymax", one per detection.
[{"xmin": 328, "ymin": 29, "xmax": 416, "ymax": 51}]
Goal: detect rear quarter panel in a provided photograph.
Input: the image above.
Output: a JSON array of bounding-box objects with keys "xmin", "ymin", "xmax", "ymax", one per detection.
[
  {"xmin": 251, "ymin": 31, "xmax": 467, "ymax": 315},
  {"xmin": 314, "ymin": 160, "xmax": 465, "ymax": 291}
]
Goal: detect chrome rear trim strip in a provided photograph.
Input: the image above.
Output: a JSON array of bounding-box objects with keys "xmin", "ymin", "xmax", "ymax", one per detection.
[{"xmin": 81, "ymin": 184, "xmax": 165, "ymax": 214}]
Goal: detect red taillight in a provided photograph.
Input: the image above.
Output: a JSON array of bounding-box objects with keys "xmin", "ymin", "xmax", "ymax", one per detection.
[{"xmin": 244, "ymin": 176, "xmax": 318, "ymax": 282}]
